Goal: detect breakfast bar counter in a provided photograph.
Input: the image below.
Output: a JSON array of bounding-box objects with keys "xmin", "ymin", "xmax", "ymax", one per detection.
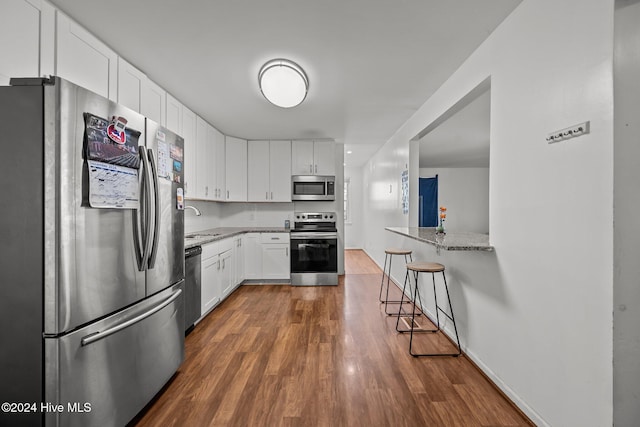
[{"xmin": 385, "ymin": 227, "xmax": 494, "ymax": 252}]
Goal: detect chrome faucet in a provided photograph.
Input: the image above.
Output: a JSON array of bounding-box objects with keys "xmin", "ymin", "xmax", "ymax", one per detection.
[{"xmin": 184, "ymin": 205, "xmax": 201, "ymax": 216}]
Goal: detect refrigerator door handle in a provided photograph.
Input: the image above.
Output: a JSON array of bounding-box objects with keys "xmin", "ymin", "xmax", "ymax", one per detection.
[
  {"xmin": 133, "ymin": 146, "xmax": 152, "ymax": 271},
  {"xmin": 147, "ymin": 148, "xmax": 160, "ymax": 269},
  {"xmin": 80, "ymin": 288, "xmax": 183, "ymax": 346}
]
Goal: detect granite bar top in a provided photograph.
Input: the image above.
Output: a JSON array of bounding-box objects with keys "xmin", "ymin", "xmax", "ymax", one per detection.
[
  {"xmin": 385, "ymin": 227, "xmax": 494, "ymax": 252},
  {"xmin": 185, "ymin": 227, "xmax": 290, "ymax": 249}
]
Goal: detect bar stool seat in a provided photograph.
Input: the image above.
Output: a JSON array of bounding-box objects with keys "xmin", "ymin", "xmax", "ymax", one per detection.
[
  {"xmin": 406, "ymin": 262, "xmax": 445, "ymax": 273},
  {"xmin": 385, "ymin": 248, "xmax": 413, "ymax": 256},
  {"xmin": 379, "ymin": 248, "xmax": 422, "ymax": 317},
  {"xmin": 396, "ymin": 261, "xmax": 461, "ymax": 357}
]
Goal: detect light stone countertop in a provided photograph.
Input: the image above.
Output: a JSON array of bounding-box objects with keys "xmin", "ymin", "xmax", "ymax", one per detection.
[
  {"xmin": 385, "ymin": 227, "xmax": 494, "ymax": 252},
  {"xmin": 185, "ymin": 227, "xmax": 290, "ymax": 249}
]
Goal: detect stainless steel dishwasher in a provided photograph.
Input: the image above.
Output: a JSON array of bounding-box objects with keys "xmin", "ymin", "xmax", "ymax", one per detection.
[{"xmin": 184, "ymin": 246, "xmax": 202, "ymax": 334}]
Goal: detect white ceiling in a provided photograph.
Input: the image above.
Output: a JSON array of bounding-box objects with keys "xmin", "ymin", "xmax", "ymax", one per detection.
[
  {"xmin": 49, "ymin": 0, "xmax": 521, "ymax": 167},
  {"xmin": 419, "ymin": 89, "xmax": 491, "ymax": 168}
]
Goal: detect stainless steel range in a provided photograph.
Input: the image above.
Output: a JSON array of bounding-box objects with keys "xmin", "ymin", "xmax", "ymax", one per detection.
[{"xmin": 290, "ymin": 212, "xmax": 338, "ymax": 286}]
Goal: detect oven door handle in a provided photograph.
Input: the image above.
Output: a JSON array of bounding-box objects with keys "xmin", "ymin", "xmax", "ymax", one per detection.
[{"xmin": 298, "ymin": 243, "xmax": 331, "ymax": 249}]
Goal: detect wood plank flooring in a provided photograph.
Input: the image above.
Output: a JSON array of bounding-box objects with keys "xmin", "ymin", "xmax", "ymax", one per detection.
[{"xmin": 130, "ymin": 249, "xmax": 532, "ymax": 427}]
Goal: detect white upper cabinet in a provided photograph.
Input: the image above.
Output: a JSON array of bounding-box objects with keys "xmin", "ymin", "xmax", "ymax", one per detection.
[
  {"xmin": 313, "ymin": 141, "xmax": 336, "ymax": 175},
  {"xmin": 213, "ymin": 127, "xmax": 226, "ymax": 201},
  {"xmin": 0, "ymin": 0, "xmax": 42, "ymax": 84},
  {"xmin": 225, "ymin": 136, "xmax": 247, "ymax": 201},
  {"xmin": 195, "ymin": 116, "xmax": 210, "ymax": 199},
  {"xmin": 291, "ymin": 140, "xmax": 335, "ymax": 175},
  {"xmin": 56, "ymin": 12, "xmax": 118, "ymax": 100},
  {"xmin": 166, "ymin": 93, "xmax": 182, "ymax": 135},
  {"xmin": 247, "ymin": 141, "xmax": 270, "ymax": 202},
  {"xmin": 269, "ymin": 140, "xmax": 292, "ymax": 201},
  {"xmin": 291, "ymin": 140, "xmax": 314, "ymax": 175},
  {"xmin": 117, "ymin": 57, "xmax": 144, "ymax": 113},
  {"xmin": 182, "ymin": 106, "xmax": 197, "ymax": 198},
  {"xmin": 142, "ymin": 79, "xmax": 166, "ymax": 126},
  {"xmin": 206, "ymin": 124, "xmax": 225, "ymax": 201},
  {"xmin": 247, "ymin": 140, "xmax": 291, "ymax": 202}
]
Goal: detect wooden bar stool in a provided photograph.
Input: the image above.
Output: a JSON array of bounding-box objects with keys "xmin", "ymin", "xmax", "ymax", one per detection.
[
  {"xmin": 379, "ymin": 248, "xmax": 421, "ymax": 316},
  {"xmin": 395, "ymin": 262, "xmax": 461, "ymax": 357}
]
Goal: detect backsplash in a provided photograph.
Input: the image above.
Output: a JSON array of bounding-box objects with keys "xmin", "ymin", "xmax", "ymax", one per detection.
[{"xmin": 184, "ymin": 201, "xmax": 294, "ymax": 233}]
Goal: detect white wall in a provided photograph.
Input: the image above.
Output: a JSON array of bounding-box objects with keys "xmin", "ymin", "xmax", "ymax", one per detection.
[
  {"xmin": 419, "ymin": 167, "xmax": 489, "ymax": 234},
  {"xmin": 613, "ymin": 0, "xmax": 640, "ymax": 424},
  {"xmin": 363, "ymin": 0, "xmax": 614, "ymax": 425},
  {"xmin": 345, "ymin": 165, "xmax": 363, "ymax": 248}
]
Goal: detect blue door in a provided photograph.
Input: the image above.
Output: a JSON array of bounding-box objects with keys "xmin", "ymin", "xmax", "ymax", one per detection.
[{"xmin": 419, "ymin": 176, "xmax": 438, "ymax": 227}]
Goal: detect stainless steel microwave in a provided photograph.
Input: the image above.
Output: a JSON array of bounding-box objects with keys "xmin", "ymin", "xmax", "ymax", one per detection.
[{"xmin": 291, "ymin": 175, "xmax": 335, "ymax": 201}]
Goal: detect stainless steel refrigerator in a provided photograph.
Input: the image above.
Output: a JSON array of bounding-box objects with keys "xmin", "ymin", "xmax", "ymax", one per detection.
[{"xmin": 0, "ymin": 77, "xmax": 185, "ymax": 427}]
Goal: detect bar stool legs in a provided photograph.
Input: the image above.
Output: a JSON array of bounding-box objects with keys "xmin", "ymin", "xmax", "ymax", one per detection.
[
  {"xmin": 379, "ymin": 249, "xmax": 420, "ymax": 316},
  {"xmin": 396, "ymin": 262, "xmax": 461, "ymax": 357}
]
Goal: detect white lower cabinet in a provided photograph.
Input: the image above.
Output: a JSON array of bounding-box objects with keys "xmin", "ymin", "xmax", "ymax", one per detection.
[
  {"xmin": 232, "ymin": 235, "xmax": 245, "ymax": 289},
  {"xmin": 261, "ymin": 233, "xmax": 290, "ymax": 280},
  {"xmin": 201, "ymin": 238, "xmax": 236, "ymax": 317},
  {"xmin": 218, "ymin": 248, "xmax": 233, "ymax": 299},
  {"xmin": 244, "ymin": 233, "xmax": 290, "ymax": 281},
  {"xmin": 201, "ymin": 242, "xmax": 221, "ymax": 315},
  {"xmin": 243, "ymin": 233, "xmax": 262, "ymax": 280}
]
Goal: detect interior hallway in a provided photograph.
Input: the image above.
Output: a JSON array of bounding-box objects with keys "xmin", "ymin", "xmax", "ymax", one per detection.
[{"xmin": 131, "ymin": 249, "xmax": 532, "ymax": 426}]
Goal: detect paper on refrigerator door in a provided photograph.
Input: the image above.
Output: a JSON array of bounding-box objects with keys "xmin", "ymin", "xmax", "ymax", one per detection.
[{"xmin": 87, "ymin": 160, "xmax": 139, "ymax": 209}]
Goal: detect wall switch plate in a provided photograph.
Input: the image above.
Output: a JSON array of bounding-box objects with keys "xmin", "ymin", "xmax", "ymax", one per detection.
[{"xmin": 546, "ymin": 121, "xmax": 590, "ymax": 144}]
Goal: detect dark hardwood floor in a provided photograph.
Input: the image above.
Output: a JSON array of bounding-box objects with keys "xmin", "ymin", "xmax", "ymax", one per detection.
[{"xmin": 131, "ymin": 249, "xmax": 532, "ymax": 426}]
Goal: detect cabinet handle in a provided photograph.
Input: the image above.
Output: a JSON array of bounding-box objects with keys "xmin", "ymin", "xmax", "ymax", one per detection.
[
  {"xmin": 271, "ymin": 237, "xmax": 279, "ymax": 240},
  {"xmin": 227, "ymin": 190, "xmax": 229, "ymax": 199},
  {"xmin": 205, "ymin": 186, "xmax": 208, "ymax": 196},
  {"xmin": 271, "ymin": 192, "xmax": 273, "ymax": 200},
  {"xmin": 315, "ymin": 164, "xmax": 317, "ymax": 174},
  {"xmin": 266, "ymin": 191, "xmax": 268, "ymax": 200},
  {"xmin": 309, "ymin": 164, "xmax": 312, "ymax": 173},
  {"xmin": 222, "ymin": 259, "xmax": 225, "ymax": 269},
  {"xmin": 217, "ymin": 260, "xmax": 221, "ymax": 270},
  {"xmin": 184, "ymin": 182, "xmax": 188, "ymax": 195},
  {"xmin": 286, "ymin": 247, "xmax": 289, "ymax": 256}
]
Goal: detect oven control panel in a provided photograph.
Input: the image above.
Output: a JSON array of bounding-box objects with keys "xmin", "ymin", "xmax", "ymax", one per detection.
[{"xmin": 294, "ymin": 212, "xmax": 335, "ymax": 222}]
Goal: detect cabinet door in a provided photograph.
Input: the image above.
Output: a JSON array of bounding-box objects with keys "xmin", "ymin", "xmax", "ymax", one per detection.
[
  {"xmin": 262, "ymin": 244, "xmax": 290, "ymax": 280},
  {"xmin": 142, "ymin": 79, "xmax": 166, "ymax": 126},
  {"xmin": 269, "ymin": 140, "xmax": 292, "ymax": 202},
  {"xmin": 166, "ymin": 93, "xmax": 182, "ymax": 135},
  {"xmin": 56, "ymin": 12, "xmax": 118, "ymax": 100},
  {"xmin": 220, "ymin": 249, "xmax": 233, "ymax": 297},
  {"xmin": 235, "ymin": 236, "xmax": 245, "ymax": 285},
  {"xmin": 182, "ymin": 107, "xmax": 197, "ymax": 198},
  {"xmin": 213, "ymin": 127, "xmax": 226, "ymax": 201},
  {"xmin": 247, "ymin": 141, "xmax": 270, "ymax": 202},
  {"xmin": 117, "ymin": 57, "xmax": 144, "ymax": 113},
  {"xmin": 225, "ymin": 136, "xmax": 247, "ymax": 201},
  {"xmin": 243, "ymin": 233, "xmax": 262, "ymax": 279},
  {"xmin": 313, "ymin": 141, "xmax": 336, "ymax": 175},
  {"xmin": 201, "ymin": 255, "xmax": 220, "ymax": 315},
  {"xmin": 206, "ymin": 123, "xmax": 218, "ymax": 201},
  {"xmin": 0, "ymin": 0, "xmax": 41, "ymax": 85},
  {"xmin": 291, "ymin": 140, "xmax": 314, "ymax": 175},
  {"xmin": 195, "ymin": 116, "xmax": 209, "ymax": 199}
]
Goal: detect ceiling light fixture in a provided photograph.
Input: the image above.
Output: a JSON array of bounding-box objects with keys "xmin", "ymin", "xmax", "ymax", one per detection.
[
  {"xmin": 258, "ymin": 59, "xmax": 309, "ymax": 108},
  {"xmin": 347, "ymin": 150, "xmax": 353, "ymax": 154}
]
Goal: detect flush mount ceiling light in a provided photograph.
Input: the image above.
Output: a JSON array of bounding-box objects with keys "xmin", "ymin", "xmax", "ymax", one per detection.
[{"xmin": 258, "ymin": 59, "xmax": 309, "ymax": 108}]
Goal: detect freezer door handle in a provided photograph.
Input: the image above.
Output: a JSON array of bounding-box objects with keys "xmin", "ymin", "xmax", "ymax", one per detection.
[
  {"xmin": 147, "ymin": 148, "xmax": 160, "ymax": 269},
  {"xmin": 80, "ymin": 288, "xmax": 183, "ymax": 346}
]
